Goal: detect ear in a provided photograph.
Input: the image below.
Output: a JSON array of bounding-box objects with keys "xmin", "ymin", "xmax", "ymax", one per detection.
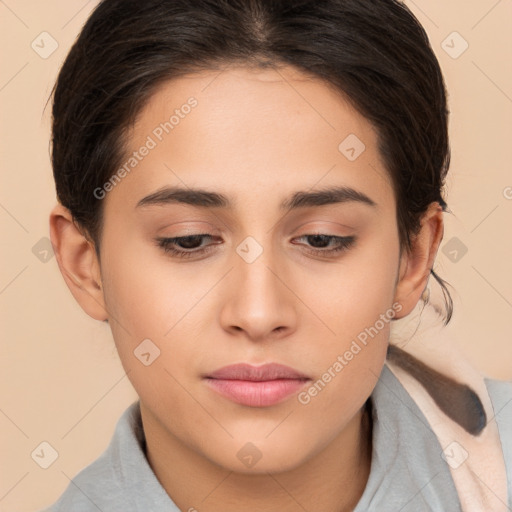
[
  {"xmin": 393, "ymin": 202, "xmax": 444, "ymax": 319},
  {"xmin": 49, "ymin": 203, "xmax": 107, "ymax": 321}
]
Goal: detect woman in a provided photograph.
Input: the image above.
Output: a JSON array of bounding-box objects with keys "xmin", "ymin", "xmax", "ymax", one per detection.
[{"xmin": 44, "ymin": 0, "xmax": 511, "ymax": 510}]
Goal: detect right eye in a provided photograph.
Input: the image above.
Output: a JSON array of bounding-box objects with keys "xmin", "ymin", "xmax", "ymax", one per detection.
[{"xmin": 155, "ymin": 234, "xmax": 220, "ymax": 259}]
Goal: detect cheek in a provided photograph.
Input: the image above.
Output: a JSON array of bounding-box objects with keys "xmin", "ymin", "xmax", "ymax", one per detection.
[
  {"xmin": 100, "ymin": 254, "xmax": 199, "ymax": 416},
  {"xmin": 293, "ymin": 289, "xmax": 392, "ymax": 448},
  {"xmin": 295, "ymin": 235, "xmax": 399, "ymax": 408},
  {"xmin": 308, "ymin": 232, "xmax": 399, "ymax": 342},
  {"xmin": 99, "ymin": 233, "xmax": 208, "ymax": 387},
  {"xmin": 101, "ymin": 229, "xmax": 178, "ymax": 335}
]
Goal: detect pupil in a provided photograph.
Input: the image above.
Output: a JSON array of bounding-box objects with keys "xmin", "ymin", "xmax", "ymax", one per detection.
[
  {"xmin": 180, "ymin": 235, "xmax": 202, "ymax": 249},
  {"xmin": 309, "ymin": 235, "xmax": 329, "ymax": 248}
]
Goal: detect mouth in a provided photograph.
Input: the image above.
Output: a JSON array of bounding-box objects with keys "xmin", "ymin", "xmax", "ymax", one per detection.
[{"xmin": 204, "ymin": 363, "xmax": 312, "ymax": 407}]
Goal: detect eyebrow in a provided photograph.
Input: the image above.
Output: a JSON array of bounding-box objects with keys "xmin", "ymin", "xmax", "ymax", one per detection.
[{"xmin": 136, "ymin": 185, "xmax": 378, "ymax": 211}]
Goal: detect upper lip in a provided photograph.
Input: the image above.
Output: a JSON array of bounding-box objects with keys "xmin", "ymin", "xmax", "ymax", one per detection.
[{"xmin": 206, "ymin": 363, "xmax": 311, "ymax": 381}]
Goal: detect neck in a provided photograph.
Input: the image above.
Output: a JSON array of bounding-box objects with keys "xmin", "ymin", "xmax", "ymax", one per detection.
[{"xmin": 141, "ymin": 399, "xmax": 373, "ymax": 512}]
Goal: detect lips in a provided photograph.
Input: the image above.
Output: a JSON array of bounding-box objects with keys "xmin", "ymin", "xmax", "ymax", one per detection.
[{"xmin": 204, "ymin": 363, "xmax": 311, "ymax": 407}]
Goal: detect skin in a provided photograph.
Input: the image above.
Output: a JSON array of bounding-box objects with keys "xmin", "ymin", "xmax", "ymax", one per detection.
[{"xmin": 49, "ymin": 65, "xmax": 444, "ymax": 512}]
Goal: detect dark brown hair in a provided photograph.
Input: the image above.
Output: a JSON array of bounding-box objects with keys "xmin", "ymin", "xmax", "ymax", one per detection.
[{"xmin": 50, "ymin": 0, "xmax": 485, "ymax": 432}]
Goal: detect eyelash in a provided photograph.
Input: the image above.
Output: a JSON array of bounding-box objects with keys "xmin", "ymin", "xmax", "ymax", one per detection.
[{"xmin": 155, "ymin": 233, "xmax": 356, "ymax": 259}]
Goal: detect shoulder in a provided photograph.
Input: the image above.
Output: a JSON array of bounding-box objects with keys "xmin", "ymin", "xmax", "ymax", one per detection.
[
  {"xmin": 484, "ymin": 375, "xmax": 512, "ymax": 418},
  {"xmin": 37, "ymin": 452, "xmax": 123, "ymax": 512},
  {"xmin": 484, "ymin": 375, "xmax": 512, "ymax": 501},
  {"xmin": 39, "ymin": 400, "xmax": 177, "ymax": 511},
  {"xmin": 38, "ymin": 402, "xmax": 143, "ymax": 512},
  {"xmin": 384, "ymin": 314, "xmax": 512, "ymax": 511}
]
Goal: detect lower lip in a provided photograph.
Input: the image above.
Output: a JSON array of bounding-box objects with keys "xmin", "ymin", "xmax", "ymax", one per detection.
[{"xmin": 205, "ymin": 378, "xmax": 310, "ymax": 407}]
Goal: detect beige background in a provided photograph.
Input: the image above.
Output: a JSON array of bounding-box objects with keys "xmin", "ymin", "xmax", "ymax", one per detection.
[{"xmin": 0, "ymin": 1, "xmax": 511, "ymax": 510}]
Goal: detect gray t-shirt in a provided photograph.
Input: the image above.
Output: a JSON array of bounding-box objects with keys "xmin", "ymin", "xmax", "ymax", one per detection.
[{"xmin": 41, "ymin": 363, "xmax": 512, "ymax": 511}]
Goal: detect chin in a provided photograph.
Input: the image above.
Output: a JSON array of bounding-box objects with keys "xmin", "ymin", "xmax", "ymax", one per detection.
[{"xmin": 204, "ymin": 438, "xmax": 315, "ymax": 475}]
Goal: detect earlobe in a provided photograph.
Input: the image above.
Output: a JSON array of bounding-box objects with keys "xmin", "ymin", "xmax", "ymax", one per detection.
[
  {"xmin": 393, "ymin": 202, "xmax": 444, "ymax": 319},
  {"xmin": 49, "ymin": 203, "xmax": 108, "ymax": 321}
]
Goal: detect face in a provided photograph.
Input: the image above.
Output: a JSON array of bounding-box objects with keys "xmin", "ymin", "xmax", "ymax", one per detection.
[{"xmin": 79, "ymin": 65, "xmax": 405, "ymax": 472}]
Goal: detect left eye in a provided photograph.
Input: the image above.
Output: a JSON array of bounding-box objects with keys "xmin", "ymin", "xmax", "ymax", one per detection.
[
  {"xmin": 293, "ymin": 234, "xmax": 356, "ymax": 255},
  {"xmin": 155, "ymin": 233, "xmax": 356, "ymax": 259}
]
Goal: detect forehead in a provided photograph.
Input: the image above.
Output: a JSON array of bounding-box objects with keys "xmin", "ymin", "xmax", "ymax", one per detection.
[{"xmin": 106, "ymin": 64, "xmax": 394, "ymax": 215}]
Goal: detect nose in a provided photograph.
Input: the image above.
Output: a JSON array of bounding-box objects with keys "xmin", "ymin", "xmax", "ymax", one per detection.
[{"xmin": 218, "ymin": 241, "xmax": 298, "ymax": 343}]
